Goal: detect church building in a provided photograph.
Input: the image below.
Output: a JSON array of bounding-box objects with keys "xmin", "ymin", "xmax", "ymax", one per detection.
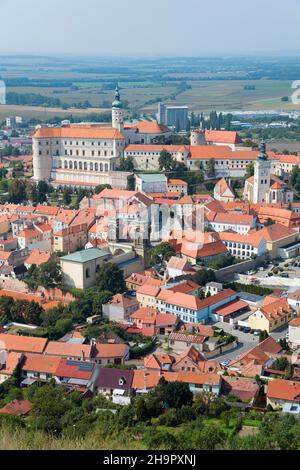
[{"xmin": 243, "ymin": 142, "xmax": 293, "ymax": 205}]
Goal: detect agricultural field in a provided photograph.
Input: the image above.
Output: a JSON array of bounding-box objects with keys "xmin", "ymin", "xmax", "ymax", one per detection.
[{"xmin": 0, "ymin": 55, "xmax": 300, "ymax": 121}]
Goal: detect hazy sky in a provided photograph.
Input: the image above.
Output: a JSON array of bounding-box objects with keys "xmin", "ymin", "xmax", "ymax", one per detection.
[{"xmin": 1, "ymin": 0, "xmax": 300, "ymax": 56}]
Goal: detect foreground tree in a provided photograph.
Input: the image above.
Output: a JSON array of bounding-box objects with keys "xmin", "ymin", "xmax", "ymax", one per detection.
[{"xmin": 96, "ymin": 263, "xmax": 125, "ymax": 294}]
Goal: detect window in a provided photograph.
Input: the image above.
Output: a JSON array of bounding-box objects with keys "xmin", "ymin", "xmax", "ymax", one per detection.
[{"xmin": 85, "ymin": 268, "xmax": 90, "ymax": 278}]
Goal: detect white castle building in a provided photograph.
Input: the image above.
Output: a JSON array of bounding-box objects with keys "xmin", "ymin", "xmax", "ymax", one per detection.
[{"xmin": 32, "ymin": 87, "xmax": 171, "ymax": 189}]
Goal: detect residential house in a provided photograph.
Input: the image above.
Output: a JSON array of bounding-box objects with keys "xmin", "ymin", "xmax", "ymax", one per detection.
[
  {"xmin": 0, "ymin": 334, "xmax": 48, "ymax": 355},
  {"xmin": 167, "ymin": 179, "xmax": 188, "ymax": 196},
  {"xmin": 24, "ymin": 249, "xmax": 51, "ymax": 268},
  {"xmin": 168, "ymin": 332, "xmax": 207, "ymax": 353},
  {"xmin": 251, "ymin": 223, "xmax": 299, "ymax": 259},
  {"xmin": 132, "ymin": 370, "xmax": 222, "ymax": 396},
  {"xmin": 206, "ymin": 211, "xmax": 256, "ymax": 235},
  {"xmin": 93, "ymin": 342, "xmax": 130, "ymax": 365},
  {"xmin": 267, "ymin": 379, "xmax": 300, "ymax": 413},
  {"xmin": 21, "ymin": 354, "xmax": 61, "ymax": 384},
  {"xmin": 44, "ymin": 341, "xmax": 93, "ymax": 361},
  {"xmin": 144, "ymin": 353, "xmax": 175, "ymax": 371},
  {"xmin": 0, "ymin": 351, "xmax": 24, "ymax": 384},
  {"xmin": 90, "ymin": 367, "xmax": 134, "ymax": 405},
  {"xmin": 102, "ymin": 293, "xmax": 139, "ymax": 322},
  {"xmin": 130, "ymin": 307, "xmax": 179, "ymax": 336},
  {"xmin": 221, "ymin": 376, "xmax": 260, "ymax": 403},
  {"xmin": 54, "ymin": 358, "xmax": 95, "ymax": 391},
  {"xmin": 214, "ymin": 178, "xmax": 235, "ymax": 202},
  {"xmin": 248, "ymin": 296, "xmax": 294, "ymax": 333},
  {"xmin": 0, "ymin": 399, "xmax": 32, "ymax": 416},
  {"xmin": 288, "ymin": 288, "xmax": 300, "ymax": 313},
  {"xmin": 53, "ymin": 223, "xmax": 89, "ymax": 254},
  {"xmin": 288, "ymin": 317, "xmax": 300, "ymax": 348}
]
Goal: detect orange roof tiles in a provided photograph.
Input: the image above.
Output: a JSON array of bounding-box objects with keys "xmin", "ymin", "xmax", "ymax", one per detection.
[
  {"xmin": 33, "ymin": 126, "xmax": 125, "ymax": 140},
  {"xmin": 0, "ymin": 352, "xmax": 23, "ymax": 376},
  {"xmin": 0, "ymin": 333, "xmax": 48, "ymax": 354},
  {"xmin": 289, "ymin": 317, "xmax": 300, "ymax": 326},
  {"xmin": 25, "ymin": 250, "xmax": 51, "ymax": 266},
  {"xmin": 267, "ymin": 379, "xmax": 300, "ymax": 402},
  {"xmin": 125, "ymin": 121, "xmax": 171, "ymax": 134},
  {"xmin": 0, "ymin": 399, "xmax": 32, "ymax": 416},
  {"xmin": 94, "ymin": 343, "xmax": 128, "ymax": 359},
  {"xmin": 205, "ymin": 130, "xmax": 242, "ymax": 144},
  {"xmin": 22, "ymin": 353, "xmax": 61, "ymax": 374},
  {"xmin": 44, "ymin": 341, "xmax": 92, "ymax": 358},
  {"xmin": 215, "ymin": 299, "xmax": 248, "ymax": 317},
  {"xmin": 168, "ymin": 179, "xmax": 187, "ymax": 186}
]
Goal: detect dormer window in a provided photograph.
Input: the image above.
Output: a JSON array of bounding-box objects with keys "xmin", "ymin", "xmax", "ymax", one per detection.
[{"xmin": 119, "ymin": 376, "xmax": 126, "ymax": 386}]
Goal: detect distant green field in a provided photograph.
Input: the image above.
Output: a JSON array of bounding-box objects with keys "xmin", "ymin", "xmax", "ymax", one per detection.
[{"xmin": 0, "ymin": 55, "xmax": 299, "ymax": 120}]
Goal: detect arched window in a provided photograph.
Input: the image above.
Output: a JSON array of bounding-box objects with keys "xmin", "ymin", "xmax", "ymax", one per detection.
[
  {"xmin": 95, "ymin": 163, "xmax": 98, "ymax": 171},
  {"xmin": 100, "ymin": 163, "xmax": 103, "ymax": 171},
  {"xmin": 84, "ymin": 162, "xmax": 87, "ymax": 170},
  {"xmin": 79, "ymin": 161, "xmax": 82, "ymax": 170},
  {"xmin": 90, "ymin": 162, "xmax": 93, "ymax": 171},
  {"xmin": 105, "ymin": 163, "xmax": 108, "ymax": 172},
  {"xmin": 64, "ymin": 160, "xmax": 68, "ymax": 169},
  {"xmin": 74, "ymin": 161, "xmax": 77, "ymax": 170},
  {"xmin": 69, "ymin": 161, "xmax": 73, "ymax": 169},
  {"xmin": 59, "ymin": 160, "xmax": 62, "ymax": 168}
]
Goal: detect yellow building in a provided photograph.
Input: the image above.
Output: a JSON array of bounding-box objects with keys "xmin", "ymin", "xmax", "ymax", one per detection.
[
  {"xmin": 248, "ymin": 296, "xmax": 294, "ymax": 333},
  {"xmin": 136, "ymin": 283, "xmax": 161, "ymax": 309}
]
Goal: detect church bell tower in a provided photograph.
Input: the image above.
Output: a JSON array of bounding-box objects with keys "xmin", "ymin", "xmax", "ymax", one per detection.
[{"xmin": 253, "ymin": 141, "xmax": 271, "ymax": 204}]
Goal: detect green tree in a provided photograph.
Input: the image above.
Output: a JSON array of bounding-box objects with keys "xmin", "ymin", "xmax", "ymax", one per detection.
[
  {"xmin": 245, "ymin": 162, "xmax": 255, "ymax": 179},
  {"xmin": 117, "ymin": 157, "xmax": 134, "ymax": 172},
  {"xmin": 149, "ymin": 242, "xmax": 175, "ymax": 265},
  {"xmin": 96, "ymin": 263, "xmax": 125, "ymax": 294},
  {"xmin": 62, "ymin": 187, "xmax": 72, "ymax": 206},
  {"xmin": 259, "ymin": 330, "xmax": 269, "ymax": 342},
  {"xmin": 159, "ymin": 149, "xmax": 175, "ymax": 171},
  {"xmin": 153, "ymin": 378, "xmax": 193, "ymax": 409},
  {"xmin": 94, "ymin": 184, "xmax": 111, "ymax": 195},
  {"xmin": 205, "ymin": 159, "xmax": 215, "ymax": 178}
]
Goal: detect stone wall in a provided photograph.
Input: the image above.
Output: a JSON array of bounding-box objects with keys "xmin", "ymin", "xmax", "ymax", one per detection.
[{"xmin": 214, "ymin": 254, "xmax": 269, "ymax": 282}]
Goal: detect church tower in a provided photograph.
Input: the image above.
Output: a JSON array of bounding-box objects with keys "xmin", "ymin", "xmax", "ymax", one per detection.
[
  {"xmin": 112, "ymin": 85, "xmax": 124, "ymax": 131},
  {"xmin": 253, "ymin": 141, "xmax": 271, "ymax": 203}
]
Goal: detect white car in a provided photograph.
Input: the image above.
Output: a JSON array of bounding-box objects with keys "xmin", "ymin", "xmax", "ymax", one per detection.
[{"xmin": 220, "ymin": 359, "xmax": 230, "ymax": 367}]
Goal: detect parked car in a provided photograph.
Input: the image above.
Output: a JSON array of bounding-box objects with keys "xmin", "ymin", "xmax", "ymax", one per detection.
[
  {"xmin": 220, "ymin": 359, "xmax": 230, "ymax": 367},
  {"xmin": 253, "ymin": 330, "xmax": 261, "ymax": 336},
  {"xmin": 243, "ymin": 327, "xmax": 251, "ymax": 333},
  {"xmin": 280, "ymin": 272, "xmax": 289, "ymax": 278},
  {"xmin": 233, "ymin": 324, "xmax": 238, "ymax": 330}
]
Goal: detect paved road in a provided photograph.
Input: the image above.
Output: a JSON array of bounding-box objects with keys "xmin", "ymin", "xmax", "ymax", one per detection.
[{"xmin": 212, "ymin": 320, "xmax": 288, "ymax": 363}]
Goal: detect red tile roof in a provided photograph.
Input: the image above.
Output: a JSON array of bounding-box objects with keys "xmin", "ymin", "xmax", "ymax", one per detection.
[
  {"xmin": 0, "ymin": 399, "xmax": 32, "ymax": 416},
  {"xmin": 267, "ymin": 379, "xmax": 300, "ymax": 402},
  {"xmin": 0, "ymin": 333, "xmax": 48, "ymax": 354}
]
